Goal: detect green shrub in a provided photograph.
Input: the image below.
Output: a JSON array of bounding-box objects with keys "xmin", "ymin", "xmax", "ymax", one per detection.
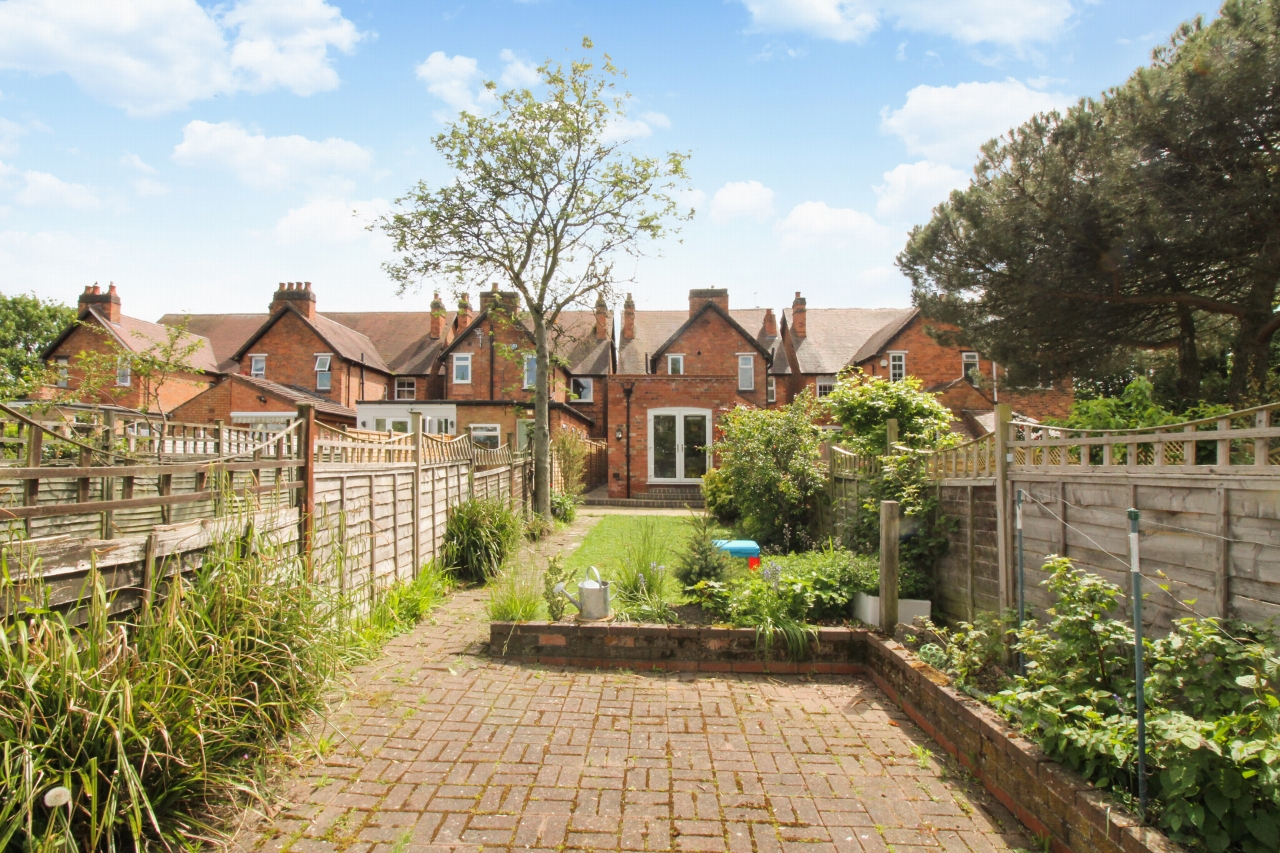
[
  {"xmin": 0, "ymin": 521, "xmax": 391, "ymax": 850},
  {"xmin": 768, "ymin": 542, "xmax": 859, "ymax": 621},
  {"xmin": 550, "ymin": 490, "xmax": 580, "ymax": 523},
  {"xmin": 443, "ymin": 498, "xmax": 522, "ymax": 582},
  {"xmin": 486, "ymin": 565, "xmax": 543, "ymax": 622},
  {"xmin": 718, "ymin": 562, "xmax": 817, "ymax": 659},
  {"xmin": 823, "ymin": 368, "xmax": 958, "ymax": 455},
  {"xmin": 714, "ymin": 393, "xmax": 827, "ymax": 551},
  {"xmin": 700, "ymin": 467, "xmax": 738, "ymax": 523},
  {"xmin": 933, "ymin": 557, "xmax": 1280, "ymax": 853},
  {"xmin": 847, "ymin": 548, "xmax": 932, "ymax": 601},
  {"xmin": 543, "ymin": 554, "xmax": 574, "ymax": 621},
  {"xmin": 606, "ymin": 518, "xmax": 678, "ymax": 623},
  {"xmin": 674, "ymin": 513, "xmax": 732, "ymax": 589},
  {"xmin": 359, "ymin": 559, "xmax": 454, "ymax": 649}
]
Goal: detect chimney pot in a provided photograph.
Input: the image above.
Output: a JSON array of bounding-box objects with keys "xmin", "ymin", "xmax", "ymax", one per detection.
[
  {"xmin": 688, "ymin": 288, "xmax": 729, "ymax": 317},
  {"xmin": 764, "ymin": 308, "xmax": 777, "ymax": 338},
  {"xmin": 270, "ymin": 280, "xmax": 317, "ymax": 319},
  {"xmin": 79, "ymin": 280, "xmax": 121, "ymax": 322}
]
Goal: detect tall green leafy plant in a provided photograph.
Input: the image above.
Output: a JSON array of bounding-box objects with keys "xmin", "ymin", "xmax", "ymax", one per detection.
[
  {"xmin": 442, "ymin": 498, "xmax": 522, "ymax": 582},
  {"xmin": 714, "ymin": 392, "xmax": 826, "ymax": 551},
  {"xmin": 824, "ymin": 368, "xmax": 958, "ymax": 455}
]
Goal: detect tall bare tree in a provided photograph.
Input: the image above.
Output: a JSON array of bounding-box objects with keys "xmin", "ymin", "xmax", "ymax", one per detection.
[{"xmin": 378, "ymin": 39, "xmax": 690, "ymax": 516}]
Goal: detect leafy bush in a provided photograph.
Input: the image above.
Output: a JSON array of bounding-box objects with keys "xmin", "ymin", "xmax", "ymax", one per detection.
[
  {"xmin": 608, "ymin": 518, "xmax": 678, "ymax": 623},
  {"xmin": 824, "ymin": 368, "xmax": 958, "ymax": 455},
  {"xmin": 700, "ymin": 467, "xmax": 738, "ymax": 523},
  {"xmin": 847, "ymin": 547, "xmax": 932, "ymax": 601},
  {"xmin": 359, "ymin": 560, "xmax": 454, "ymax": 649},
  {"xmin": 714, "ymin": 392, "xmax": 827, "ymax": 551},
  {"xmin": 931, "ymin": 558, "xmax": 1280, "ymax": 853},
  {"xmin": 766, "ymin": 542, "xmax": 859, "ymax": 621},
  {"xmin": 550, "ymin": 490, "xmax": 581, "ymax": 523},
  {"xmin": 486, "ymin": 565, "xmax": 543, "ymax": 622},
  {"xmin": 674, "ymin": 512, "xmax": 732, "ymax": 589},
  {"xmin": 713, "ymin": 562, "xmax": 817, "ymax": 659},
  {"xmin": 843, "ymin": 452, "xmax": 948, "ymax": 589},
  {"xmin": 443, "ymin": 498, "xmax": 522, "ymax": 582},
  {"xmin": 543, "ymin": 554, "xmax": 574, "ymax": 621},
  {"xmin": 0, "ymin": 521, "xmax": 426, "ymax": 850}
]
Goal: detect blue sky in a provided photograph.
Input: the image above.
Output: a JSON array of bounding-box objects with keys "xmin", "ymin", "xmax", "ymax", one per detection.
[{"xmin": 0, "ymin": 0, "xmax": 1216, "ymax": 319}]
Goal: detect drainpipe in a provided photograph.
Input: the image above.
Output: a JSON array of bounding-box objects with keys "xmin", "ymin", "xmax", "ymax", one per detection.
[
  {"xmin": 622, "ymin": 381, "xmax": 634, "ymax": 499},
  {"xmin": 489, "ymin": 320, "xmax": 496, "ymax": 400}
]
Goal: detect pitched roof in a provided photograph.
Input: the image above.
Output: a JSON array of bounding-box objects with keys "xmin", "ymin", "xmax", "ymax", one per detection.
[
  {"xmin": 616, "ymin": 307, "xmax": 777, "ymax": 375},
  {"xmin": 229, "ymin": 373, "xmax": 357, "ymax": 421},
  {"xmin": 225, "ymin": 306, "xmax": 393, "ymax": 374},
  {"xmin": 45, "ymin": 308, "xmax": 220, "ymax": 373},
  {"xmin": 439, "ymin": 307, "xmax": 613, "ymax": 375},
  {"xmin": 780, "ymin": 306, "xmax": 917, "ymax": 375},
  {"xmin": 160, "ymin": 313, "xmax": 264, "ymax": 370}
]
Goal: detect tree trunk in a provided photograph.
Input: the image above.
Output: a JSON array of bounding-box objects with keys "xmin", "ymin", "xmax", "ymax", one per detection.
[
  {"xmin": 532, "ymin": 314, "xmax": 552, "ymax": 519},
  {"xmin": 1174, "ymin": 303, "xmax": 1202, "ymax": 404},
  {"xmin": 1228, "ymin": 278, "xmax": 1279, "ymax": 406}
]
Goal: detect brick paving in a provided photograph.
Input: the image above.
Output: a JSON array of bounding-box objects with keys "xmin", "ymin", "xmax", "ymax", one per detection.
[{"xmin": 236, "ymin": 526, "xmax": 1032, "ymax": 853}]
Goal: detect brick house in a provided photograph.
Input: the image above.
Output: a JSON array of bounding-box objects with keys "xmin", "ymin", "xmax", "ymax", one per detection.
[
  {"xmin": 608, "ymin": 288, "xmax": 779, "ymax": 499},
  {"xmin": 41, "ymin": 284, "xmax": 218, "ymax": 413},
  {"xmin": 169, "ymin": 373, "xmax": 360, "ymax": 428},
  {"xmin": 777, "ymin": 297, "xmax": 1073, "ymax": 435},
  {"xmin": 426, "ymin": 285, "xmax": 609, "ymax": 448}
]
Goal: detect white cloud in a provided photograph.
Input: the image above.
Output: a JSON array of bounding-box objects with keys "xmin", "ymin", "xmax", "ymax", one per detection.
[
  {"xmin": 0, "ymin": 118, "xmax": 27, "ymax": 156},
  {"xmin": 274, "ymin": 196, "xmax": 390, "ymax": 244},
  {"xmin": 0, "ymin": 0, "xmax": 365, "ymax": 116},
  {"xmin": 601, "ymin": 116, "xmax": 657, "ymax": 143},
  {"xmin": 739, "ymin": 0, "xmax": 1075, "ymax": 47},
  {"xmin": 773, "ymin": 200, "xmax": 888, "ymax": 248},
  {"xmin": 674, "ymin": 187, "xmax": 707, "ymax": 215},
  {"xmin": 133, "ymin": 178, "xmax": 169, "ymax": 197},
  {"xmin": 880, "ymin": 79, "xmax": 1074, "ymax": 165},
  {"xmin": 120, "ymin": 153, "xmax": 157, "ymax": 174},
  {"xmin": 172, "ymin": 120, "xmax": 372, "ymax": 190},
  {"xmin": 498, "ymin": 49, "xmax": 540, "ymax": 88},
  {"xmin": 640, "ymin": 111, "xmax": 671, "ymax": 129},
  {"xmin": 709, "ymin": 180, "xmax": 775, "ymax": 225},
  {"xmin": 416, "ymin": 51, "xmax": 486, "ymax": 114},
  {"xmin": 14, "ymin": 170, "xmax": 100, "ymax": 210},
  {"xmin": 874, "ymin": 161, "xmax": 969, "ymax": 222}
]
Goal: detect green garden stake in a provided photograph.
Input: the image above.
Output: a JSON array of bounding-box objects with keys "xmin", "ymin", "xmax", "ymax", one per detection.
[
  {"xmin": 1128, "ymin": 506, "xmax": 1148, "ymax": 820},
  {"xmin": 1016, "ymin": 489, "xmax": 1025, "ymax": 676}
]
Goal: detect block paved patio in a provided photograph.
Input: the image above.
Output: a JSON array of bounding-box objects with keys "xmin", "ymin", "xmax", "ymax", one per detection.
[{"xmin": 235, "ymin": 524, "xmax": 1033, "ymax": 853}]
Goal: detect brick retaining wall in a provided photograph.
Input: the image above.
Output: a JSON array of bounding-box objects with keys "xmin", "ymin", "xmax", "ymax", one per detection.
[{"xmin": 489, "ymin": 621, "xmax": 1182, "ymax": 853}]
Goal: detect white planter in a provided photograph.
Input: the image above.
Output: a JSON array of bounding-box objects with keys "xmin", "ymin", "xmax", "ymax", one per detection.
[{"xmin": 853, "ymin": 591, "xmax": 931, "ymax": 627}]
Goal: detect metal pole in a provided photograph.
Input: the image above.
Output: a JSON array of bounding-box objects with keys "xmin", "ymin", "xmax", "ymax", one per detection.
[
  {"xmin": 1128, "ymin": 507, "xmax": 1148, "ymax": 819},
  {"xmin": 1016, "ymin": 488, "xmax": 1025, "ymax": 675}
]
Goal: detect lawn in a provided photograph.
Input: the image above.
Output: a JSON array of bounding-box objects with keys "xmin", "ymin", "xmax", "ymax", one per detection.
[{"xmin": 563, "ymin": 513, "xmax": 735, "ymax": 578}]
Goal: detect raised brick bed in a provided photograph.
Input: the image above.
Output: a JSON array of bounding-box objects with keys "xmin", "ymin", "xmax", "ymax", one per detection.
[{"xmin": 489, "ymin": 620, "xmax": 1183, "ymax": 853}]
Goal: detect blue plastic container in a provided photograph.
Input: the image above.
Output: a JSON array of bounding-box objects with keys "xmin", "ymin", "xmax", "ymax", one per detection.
[{"xmin": 712, "ymin": 539, "xmax": 761, "ymax": 559}]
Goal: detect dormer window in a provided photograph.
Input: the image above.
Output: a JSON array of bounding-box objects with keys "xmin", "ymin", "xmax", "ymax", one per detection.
[{"xmin": 315, "ymin": 354, "xmax": 332, "ymax": 391}]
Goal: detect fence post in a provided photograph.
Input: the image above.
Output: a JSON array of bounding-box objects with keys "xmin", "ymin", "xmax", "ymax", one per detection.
[
  {"xmin": 411, "ymin": 412, "xmax": 423, "ymax": 579},
  {"xmin": 1016, "ymin": 488, "xmax": 1025, "ymax": 675},
  {"xmin": 296, "ymin": 404, "xmax": 316, "ymax": 566},
  {"xmin": 102, "ymin": 411, "xmax": 116, "ymax": 539},
  {"xmin": 993, "ymin": 403, "xmax": 1013, "ymax": 611},
  {"xmin": 1128, "ymin": 507, "xmax": 1148, "ymax": 819},
  {"xmin": 879, "ymin": 499, "xmax": 900, "ymax": 633},
  {"xmin": 885, "ymin": 418, "xmax": 899, "ymax": 453}
]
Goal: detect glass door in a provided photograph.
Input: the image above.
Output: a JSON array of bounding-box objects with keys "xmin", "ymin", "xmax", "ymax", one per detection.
[
  {"xmin": 649, "ymin": 408, "xmax": 711, "ymax": 482},
  {"xmin": 682, "ymin": 414, "xmax": 708, "ymax": 479}
]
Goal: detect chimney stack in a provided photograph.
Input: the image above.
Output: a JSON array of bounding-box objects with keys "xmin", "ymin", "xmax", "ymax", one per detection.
[
  {"xmin": 622, "ymin": 293, "xmax": 636, "ymax": 340},
  {"xmin": 763, "ymin": 307, "xmax": 777, "ymax": 338},
  {"xmin": 79, "ymin": 281, "xmax": 122, "ymax": 324},
  {"xmin": 595, "ymin": 293, "xmax": 609, "ymax": 340},
  {"xmin": 270, "ymin": 281, "xmax": 317, "ymax": 321},
  {"xmin": 479, "ymin": 282, "xmax": 500, "ymax": 311},
  {"xmin": 688, "ymin": 288, "xmax": 729, "ymax": 317},
  {"xmin": 456, "ymin": 293, "xmax": 473, "ymax": 330},
  {"xmin": 429, "ymin": 292, "xmax": 447, "ymax": 339},
  {"xmin": 792, "ymin": 291, "xmax": 807, "ymax": 338}
]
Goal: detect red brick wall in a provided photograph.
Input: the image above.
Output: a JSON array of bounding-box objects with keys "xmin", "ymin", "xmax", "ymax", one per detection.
[
  {"xmin": 47, "ymin": 321, "xmax": 211, "ymax": 413},
  {"xmin": 238, "ymin": 311, "xmax": 390, "ymax": 408},
  {"xmin": 443, "ymin": 315, "xmax": 570, "ymax": 404},
  {"xmin": 606, "ymin": 376, "xmax": 758, "ymax": 498},
  {"xmin": 654, "ymin": 310, "xmax": 769, "ymax": 400}
]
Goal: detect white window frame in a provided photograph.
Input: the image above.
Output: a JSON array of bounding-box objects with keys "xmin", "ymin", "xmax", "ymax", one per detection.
[
  {"xmin": 116, "ymin": 356, "xmax": 131, "ymax": 387},
  {"xmin": 962, "ymin": 351, "xmax": 980, "ymax": 381},
  {"xmin": 249, "ymin": 355, "xmax": 266, "ymax": 378},
  {"xmin": 889, "ymin": 351, "xmax": 906, "ymax": 382},
  {"xmin": 390, "ymin": 419, "xmax": 410, "ymax": 434},
  {"xmin": 375, "ymin": 418, "xmax": 387, "ymax": 432},
  {"xmin": 571, "ymin": 377, "xmax": 594, "ymax": 403},
  {"xmin": 523, "ymin": 354, "xmax": 537, "ymax": 389},
  {"xmin": 470, "ymin": 423, "xmax": 500, "ymax": 449},
  {"xmin": 667, "ymin": 354, "xmax": 684, "ymax": 376},
  {"xmin": 766, "ymin": 376, "xmax": 776, "ymax": 403},
  {"xmin": 453, "ymin": 353, "xmax": 472, "ymax": 384},
  {"xmin": 816, "ymin": 376, "xmax": 836, "ymax": 397},
  {"xmin": 314, "ymin": 354, "xmax": 332, "ymax": 391},
  {"xmin": 395, "ymin": 378, "xmax": 416, "ymax": 400},
  {"xmin": 54, "ymin": 356, "xmax": 69, "ymax": 388},
  {"xmin": 737, "ymin": 354, "xmax": 755, "ymax": 392},
  {"xmin": 647, "ymin": 406, "xmax": 713, "ymax": 483}
]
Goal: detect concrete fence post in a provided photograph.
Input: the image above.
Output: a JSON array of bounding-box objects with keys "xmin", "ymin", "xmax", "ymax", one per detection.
[
  {"xmin": 411, "ymin": 412, "xmax": 423, "ymax": 579},
  {"xmin": 880, "ymin": 499, "xmax": 900, "ymax": 633}
]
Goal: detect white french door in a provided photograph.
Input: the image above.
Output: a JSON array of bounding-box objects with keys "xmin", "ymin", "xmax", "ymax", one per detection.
[{"xmin": 648, "ymin": 407, "xmax": 711, "ymax": 483}]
